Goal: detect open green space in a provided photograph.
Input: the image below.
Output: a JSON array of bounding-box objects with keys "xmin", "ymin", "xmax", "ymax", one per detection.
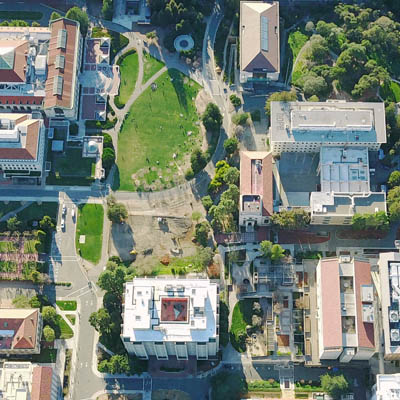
[
  {"xmin": 115, "ymin": 50, "xmax": 139, "ymax": 108},
  {"xmin": 0, "ymin": 241, "xmax": 16, "ymax": 253},
  {"xmin": 381, "ymin": 81, "xmax": 400, "ymax": 103},
  {"xmin": 66, "ymin": 314, "xmax": 76, "ymax": 325},
  {"xmin": 91, "ymin": 27, "xmax": 129, "ymax": 61},
  {"xmin": 0, "ymin": 202, "xmax": 21, "ymax": 219},
  {"xmin": 230, "ymin": 299, "xmax": 256, "ymax": 352},
  {"xmin": 17, "ymin": 202, "xmax": 58, "ymax": 222},
  {"xmin": 56, "ymin": 300, "xmax": 77, "ymax": 311},
  {"xmin": 0, "ymin": 11, "xmax": 43, "ymax": 20},
  {"xmin": 142, "ymin": 51, "xmax": 165, "ymax": 84},
  {"xmin": 116, "ymin": 69, "xmax": 201, "ymax": 191},
  {"xmin": 288, "ymin": 30, "xmax": 308, "ymax": 63},
  {"xmin": 31, "ymin": 348, "xmax": 57, "ymax": 363},
  {"xmin": 76, "ymin": 204, "xmax": 104, "ymax": 264},
  {"xmin": 57, "ymin": 315, "xmax": 74, "ymax": 339}
]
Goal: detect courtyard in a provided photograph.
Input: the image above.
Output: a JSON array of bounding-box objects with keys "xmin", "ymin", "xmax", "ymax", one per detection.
[{"xmin": 116, "ymin": 68, "xmax": 202, "ymax": 191}]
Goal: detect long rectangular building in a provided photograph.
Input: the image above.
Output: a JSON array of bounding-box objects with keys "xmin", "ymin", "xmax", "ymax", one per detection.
[{"xmin": 122, "ymin": 278, "xmax": 219, "ymax": 360}]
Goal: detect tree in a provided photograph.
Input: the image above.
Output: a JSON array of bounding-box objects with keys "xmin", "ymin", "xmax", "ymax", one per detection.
[
  {"xmin": 32, "ymin": 21, "xmax": 40, "ymax": 27},
  {"xmin": 97, "ymin": 267, "xmax": 126, "ymax": 297},
  {"xmin": 89, "ymin": 308, "xmax": 113, "ymax": 335},
  {"xmin": 30, "ymin": 270, "xmax": 42, "ymax": 283},
  {"xmin": 12, "ymin": 295, "xmax": 31, "ymax": 308},
  {"xmin": 43, "ymin": 325, "xmax": 55, "ymax": 342},
  {"xmin": 305, "ymin": 21, "xmax": 315, "ymax": 33},
  {"xmin": 103, "ymin": 133, "xmax": 114, "ymax": 149},
  {"xmin": 223, "ymin": 138, "xmax": 239, "ymax": 155},
  {"xmin": 351, "ymin": 213, "xmax": 365, "ymax": 230},
  {"xmin": 40, "ymin": 215, "xmax": 55, "ymax": 231},
  {"xmin": 195, "ymin": 221, "xmax": 210, "ymax": 246},
  {"xmin": 7, "ymin": 217, "xmax": 21, "ymax": 232},
  {"xmin": 211, "ymin": 372, "xmax": 247, "ymax": 400},
  {"xmin": 42, "ymin": 306, "xmax": 58, "ymax": 327},
  {"xmin": 351, "ymin": 212, "xmax": 389, "ymax": 231},
  {"xmin": 229, "ymin": 94, "xmax": 241, "ymax": 107},
  {"xmin": 265, "ymin": 91, "xmax": 297, "ymax": 117},
  {"xmin": 232, "ymin": 112, "xmax": 249, "ymax": 126},
  {"xmin": 65, "ymin": 7, "xmax": 89, "ymax": 36},
  {"xmin": 308, "ymin": 35, "xmax": 329, "ymax": 63},
  {"xmin": 202, "ymin": 103, "xmax": 222, "ymax": 132},
  {"xmin": 221, "ymin": 184, "xmax": 240, "ymax": 205},
  {"xmin": 107, "ymin": 203, "xmax": 128, "ymax": 224},
  {"xmin": 190, "ymin": 148, "xmax": 207, "ymax": 174},
  {"xmin": 271, "ymin": 244, "xmax": 285, "ymax": 262},
  {"xmin": 196, "ymin": 246, "xmax": 214, "ymax": 268},
  {"xmin": 50, "ymin": 11, "xmax": 61, "ymax": 21},
  {"xmin": 201, "ymin": 195, "xmax": 213, "ymax": 211},
  {"xmin": 271, "ymin": 209, "xmax": 310, "ymax": 230},
  {"xmin": 260, "ymin": 240, "xmax": 272, "ymax": 258},
  {"xmin": 303, "ymin": 75, "xmax": 328, "ymax": 97},
  {"xmin": 389, "ymin": 170, "xmax": 400, "ymax": 187},
  {"xmin": 389, "ymin": 201, "xmax": 400, "ymax": 222},
  {"xmin": 102, "ymin": 147, "xmax": 116, "ymax": 170},
  {"xmin": 321, "ymin": 374, "xmax": 349, "ymax": 399},
  {"xmin": 102, "ymin": 0, "xmax": 114, "ymax": 20},
  {"xmin": 223, "ymin": 167, "xmax": 240, "ymax": 185}
]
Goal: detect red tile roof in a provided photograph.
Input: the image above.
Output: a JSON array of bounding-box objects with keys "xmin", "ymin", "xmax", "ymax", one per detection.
[
  {"xmin": 240, "ymin": 151, "xmax": 273, "ymax": 216},
  {"xmin": 31, "ymin": 366, "xmax": 53, "ymax": 400},
  {"xmin": 44, "ymin": 18, "xmax": 79, "ymax": 110},
  {"xmin": 0, "ymin": 309, "xmax": 39, "ymax": 350},
  {"xmin": 0, "ymin": 96, "xmax": 44, "ymax": 106},
  {"xmin": 0, "ymin": 39, "xmax": 28, "ymax": 83},
  {"xmin": 161, "ymin": 298, "xmax": 188, "ymax": 322},
  {"xmin": 354, "ymin": 260, "xmax": 375, "ymax": 349},
  {"xmin": 320, "ymin": 259, "xmax": 342, "ymax": 349}
]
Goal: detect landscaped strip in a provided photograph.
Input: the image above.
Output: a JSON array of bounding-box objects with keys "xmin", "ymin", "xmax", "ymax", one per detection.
[
  {"xmin": 116, "ymin": 68, "xmax": 201, "ymax": 191},
  {"xmin": 76, "ymin": 204, "xmax": 104, "ymax": 264},
  {"xmin": 0, "ymin": 11, "xmax": 43, "ymax": 20},
  {"xmin": 56, "ymin": 300, "xmax": 77, "ymax": 311}
]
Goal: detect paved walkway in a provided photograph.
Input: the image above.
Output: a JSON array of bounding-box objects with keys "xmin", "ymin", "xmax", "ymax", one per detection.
[{"xmin": 0, "ymin": 201, "xmax": 33, "ymax": 222}]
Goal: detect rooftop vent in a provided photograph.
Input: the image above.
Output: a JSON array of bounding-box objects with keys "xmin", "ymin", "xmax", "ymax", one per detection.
[
  {"xmin": 391, "ymin": 329, "xmax": 400, "ymax": 342},
  {"xmin": 390, "ymin": 310, "xmax": 399, "ymax": 323}
]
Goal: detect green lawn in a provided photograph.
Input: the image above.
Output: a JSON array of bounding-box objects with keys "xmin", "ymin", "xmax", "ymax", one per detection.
[
  {"xmin": 66, "ymin": 314, "xmax": 76, "ymax": 325},
  {"xmin": 115, "ymin": 50, "xmax": 139, "ymax": 108},
  {"xmin": 76, "ymin": 204, "xmax": 104, "ymax": 264},
  {"xmin": 142, "ymin": 51, "xmax": 165, "ymax": 84},
  {"xmin": 56, "ymin": 315, "xmax": 74, "ymax": 339},
  {"xmin": 53, "ymin": 148, "xmax": 96, "ymax": 177},
  {"xmin": 230, "ymin": 299, "xmax": 256, "ymax": 352},
  {"xmin": 17, "ymin": 202, "xmax": 58, "ymax": 221},
  {"xmin": 116, "ymin": 69, "xmax": 201, "ymax": 191},
  {"xmin": 0, "ymin": 202, "xmax": 21, "ymax": 219},
  {"xmin": 0, "ymin": 241, "xmax": 16, "ymax": 253},
  {"xmin": 31, "ymin": 348, "xmax": 57, "ymax": 363},
  {"xmin": 288, "ymin": 30, "xmax": 308, "ymax": 62},
  {"xmin": 24, "ymin": 240, "xmax": 38, "ymax": 254},
  {"xmin": 56, "ymin": 300, "xmax": 77, "ymax": 311},
  {"xmin": 381, "ymin": 81, "xmax": 400, "ymax": 103}
]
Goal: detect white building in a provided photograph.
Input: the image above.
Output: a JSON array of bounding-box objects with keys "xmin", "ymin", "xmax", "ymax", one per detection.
[
  {"xmin": 270, "ymin": 101, "xmax": 386, "ymax": 155},
  {"xmin": 310, "ymin": 147, "xmax": 386, "ymax": 225},
  {"xmin": 371, "ymin": 374, "xmax": 400, "ymax": 400},
  {"xmin": 378, "ymin": 252, "xmax": 400, "ymax": 361},
  {"xmin": 122, "ymin": 278, "xmax": 219, "ymax": 360},
  {"xmin": 316, "ymin": 257, "xmax": 375, "ymax": 362},
  {"xmin": 0, "ymin": 113, "xmax": 45, "ymax": 181}
]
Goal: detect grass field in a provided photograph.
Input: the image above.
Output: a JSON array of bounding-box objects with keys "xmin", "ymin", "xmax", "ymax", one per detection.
[
  {"xmin": 56, "ymin": 300, "xmax": 77, "ymax": 311},
  {"xmin": 381, "ymin": 81, "xmax": 400, "ymax": 103},
  {"xmin": 288, "ymin": 30, "xmax": 308, "ymax": 62},
  {"xmin": 116, "ymin": 69, "xmax": 201, "ymax": 191},
  {"xmin": 115, "ymin": 50, "xmax": 139, "ymax": 108},
  {"xmin": 0, "ymin": 202, "xmax": 21, "ymax": 219},
  {"xmin": 230, "ymin": 299, "xmax": 255, "ymax": 352},
  {"xmin": 142, "ymin": 51, "xmax": 165, "ymax": 84},
  {"xmin": 0, "ymin": 241, "xmax": 16, "ymax": 253},
  {"xmin": 31, "ymin": 348, "xmax": 57, "ymax": 363},
  {"xmin": 76, "ymin": 204, "xmax": 104, "ymax": 264},
  {"xmin": 66, "ymin": 314, "xmax": 76, "ymax": 325},
  {"xmin": 17, "ymin": 202, "xmax": 58, "ymax": 221},
  {"xmin": 53, "ymin": 148, "xmax": 96, "ymax": 177},
  {"xmin": 57, "ymin": 315, "xmax": 74, "ymax": 339}
]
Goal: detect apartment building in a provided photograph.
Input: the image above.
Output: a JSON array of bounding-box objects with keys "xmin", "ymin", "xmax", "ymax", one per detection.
[
  {"xmin": 270, "ymin": 101, "xmax": 386, "ymax": 155},
  {"xmin": 239, "ymin": 1, "xmax": 280, "ymax": 85},
  {"xmin": 310, "ymin": 146, "xmax": 386, "ymax": 224},
  {"xmin": 0, "ymin": 309, "xmax": 43, "ymax": 355},
  {"xmin": 121, "ymin": 278, "xmax": 219, "ymax": 360},
  {"xmin": 316, "ymin": 257, "xmax": 375, "ymax": 362},
  {"xmin": 239, "ymin": 151, "xmax": 274, "ymax": 230},
  {"xmin": 378, "ymin": 252, "xmax": 400, "ymax": 360},
  {"xmin": 371, "ymin": 373, "xmax": 400, "ymax": 400},
  {"xmin": 0, "ymin": 18, "xmax": 82, "ymax": 120}
]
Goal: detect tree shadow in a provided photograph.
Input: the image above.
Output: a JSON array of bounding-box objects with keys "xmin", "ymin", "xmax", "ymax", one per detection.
[
  {"xmin": 168, "ymin": 69, "xmax": 188, "ymax": 112},
  {"xmin": 111, "ymin": 222, "xmax": 136, "ymax": 262}
]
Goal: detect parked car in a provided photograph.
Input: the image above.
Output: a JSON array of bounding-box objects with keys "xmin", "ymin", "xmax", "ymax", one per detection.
[
  {"xmin": 61, "ymin": 218, "xmax": 65, "ymax": 230},
  {"xmin": 62, "ymin": 204, "xmax": 67, "ymax": 215},
  {"xmin": 71, "ymin": 208, "xmax": 75, "ymax": 220}
]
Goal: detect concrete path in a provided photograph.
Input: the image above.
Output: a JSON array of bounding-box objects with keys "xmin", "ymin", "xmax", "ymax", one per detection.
[{"xmin": 0, "ymin": 201, "xmax": 33, "ymax": 222}]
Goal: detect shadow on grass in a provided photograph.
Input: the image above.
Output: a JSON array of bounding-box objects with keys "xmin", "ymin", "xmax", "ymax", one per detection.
[
  {"xmin": 111, "ymin": 222, "xmax": 136, "ymax": 262},
  {"xmin": 111, "ymin": 165, "xmax": 120, "ymax": 191},
  {"xmin": 168, "ymin": 68, "xmax": 188, "ymax": 112}
]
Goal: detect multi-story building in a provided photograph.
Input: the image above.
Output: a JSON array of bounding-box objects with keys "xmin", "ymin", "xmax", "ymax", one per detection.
[
  {"xmin": 0, "ymin": 308, "xmax": 43, "ymax": 355},
  {"xmin": 316, "ymin": 257, "xmax": 375, "ymax": 362},
  {"xmin": 0, "ymin": 113, "xmax": 45, "ymax": 181},
  {"xmin": 239, "ymin": 1, "xmax": 280, "ymax": 86},
  {"xmin": 0, "ymin": 18, "xmax": 82, "ymax": 120},
  {"xmin": 378, "ymin": 252, "xmax": 400, "ymax": 360},
  {"xmin": 121, "ymin": 278, "xmax": 219, "ymax": 360},
  {"xmin": 310, "ymin": 146, "xmax": 386, "ymax": 224},
  {"xmin": 0, "ymin": 362, "xmax": 59, "ymax": 400},
  {"xmin": 371, "ymin": 373, "xmax": 400, "ymax": 400},
  {"xmin": 239, "ymin": 151, "xmax": 274, "ymax": 230},
  {"xmin": 270, "ymin": 101, "xmax": 386, "ymax": 155}
]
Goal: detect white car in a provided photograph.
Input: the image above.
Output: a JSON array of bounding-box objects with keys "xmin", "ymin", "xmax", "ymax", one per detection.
[
  {"xmin": 62, "ymin": 204, "xmax": 67, "ymax": 215},
  {"xmin": 71, "ymin": 208, "xmax": 75, "ymax": 220},
  {"xmin": 61, "ymin": 218, "xmax": 65, "ymax": 230}
]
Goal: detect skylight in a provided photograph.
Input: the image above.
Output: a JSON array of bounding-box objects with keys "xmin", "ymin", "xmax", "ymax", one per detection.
[
  {"xmin": 261, "ymin": 16, "xmax": 269, "ymax": 51},
  {"xmin": 53, "ymin": 75, "xmax": 63, "ymax": 96},
  {"xmin": 57, "ymin": 29, "xmax": 67, "ymax": 49}
]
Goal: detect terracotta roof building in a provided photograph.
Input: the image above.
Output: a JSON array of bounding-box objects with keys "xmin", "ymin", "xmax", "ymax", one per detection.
[
  {"xmin": 239, "ymin": 1, "xmax": 280, "ymax": 85},
  {"xmin": 0, "ymin": 113, "xmax": 45, "ymax": 181},
  {"xmin": 44, "ymin": 18, "xmax": 82, "ymax": 119},
  {"xmin": 0, "ymin": 308, "xmax": 43, "ymax": 355},
  {"xmin": 316, "ymin": 257, "xmax": 375, "ymax": 362},
  {"xmin": 239, "ymin": 151, "xmax": 274, "ymax": 231},
  {"xmin": 31, "ymin": 366, "xmax": 56, "ymax": 400}
]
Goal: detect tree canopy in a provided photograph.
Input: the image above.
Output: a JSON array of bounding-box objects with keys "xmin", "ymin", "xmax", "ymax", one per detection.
[
  {"xmin": 265, "ymin": 91, "xmax": 297, "ymax": 116},
  {"xmin": 271, "ymin": 209, "xmax": 310, "ymax": 230},
  {"xmin": 321, "ymin": 374, "xmax": 349, "ymax": 399},
  {"xmin": 65, "ymin": 7, "xmax": 89, "ymax": 36},
  {"xmin": 202, "ymin": 103, "xmax": 222, "ymax": 132}
]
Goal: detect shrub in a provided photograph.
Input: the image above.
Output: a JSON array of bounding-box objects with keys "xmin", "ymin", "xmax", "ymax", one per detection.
[
  {"xmin": 185, "ymin": 168, "xmax": 194, "ymax": 180},
  {"xmin": 232, "ymin": 112, "xmax": 249, "ymax": 126},
  {"xmin": 201, "ymin": 195, "xmax": 213, "ymax": 211},
  {"xmin": 229, "ymin": 94, "xmax": 241, "ymax": 107},
  {"xmin": 223, "ymin": 138, "xmax": 239, "ymax": 155}
]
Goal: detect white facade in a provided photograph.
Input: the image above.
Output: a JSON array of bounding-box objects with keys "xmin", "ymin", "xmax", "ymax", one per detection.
[
  {"xmin": 371, "ymin": 374, "xmax": 400, "ymax": 400},
  {"xmin": 122, "ymin": 278, "xmax": 219, "ymax": 360},
  {"xmin": 270, "ymin": 101, "xmax": 386, "ymax": 155}
]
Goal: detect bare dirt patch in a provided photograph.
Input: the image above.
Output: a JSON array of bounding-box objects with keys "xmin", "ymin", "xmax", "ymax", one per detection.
[{"xmin": 151, "ymin": 390, "xmax": 191, "ymax": 400}]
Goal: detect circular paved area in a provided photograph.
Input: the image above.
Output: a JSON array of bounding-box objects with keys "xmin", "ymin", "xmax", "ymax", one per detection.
[{"xmin": 174, "ymin": 35, "xmax": 194, "ymax": 52}]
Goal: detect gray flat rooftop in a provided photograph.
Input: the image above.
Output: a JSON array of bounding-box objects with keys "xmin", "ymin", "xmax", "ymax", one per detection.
[{"xmin": 271, "ymin": 101, "xmax": 386, "ymax": 144}]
